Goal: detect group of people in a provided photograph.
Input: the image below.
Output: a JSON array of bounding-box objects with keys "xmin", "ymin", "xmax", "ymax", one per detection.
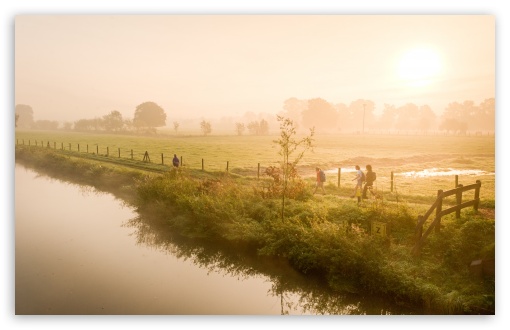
[
  {"xmin": 314, "ymin": 165, "xmax": 376, "ymax": 201},
  {"xmin": 351, "ymin": 164, "xmax": 376, "ymax": 201}
]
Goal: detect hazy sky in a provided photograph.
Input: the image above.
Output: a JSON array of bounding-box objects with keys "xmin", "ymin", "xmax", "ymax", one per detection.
[{"xmin": 15, "ymin": 14, "xmax": 494, "ymax": 123}]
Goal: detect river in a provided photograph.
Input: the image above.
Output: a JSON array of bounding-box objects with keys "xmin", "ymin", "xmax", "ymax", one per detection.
[{"xmin": 14, "ymin": 163, "xmax": 421, "ymax": 315}]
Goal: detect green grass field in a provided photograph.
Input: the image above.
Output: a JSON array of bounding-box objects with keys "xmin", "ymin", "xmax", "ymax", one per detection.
[
  {"xmin": 15, "ymin": 129, "xmax": 495, "ymax": 201},
  {"xmin": 14, "ymin": 129, "xmax": 496, "ymax": 314}
]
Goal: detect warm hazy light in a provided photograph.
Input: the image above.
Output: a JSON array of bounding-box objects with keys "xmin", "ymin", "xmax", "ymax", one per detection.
[
  {"xmin": 14, "ymin": 15, "xmax": 494, "ymax": 123},
  {"xmin": 397, "ymin": 46, "xmax": 443, "ymax": 88}
]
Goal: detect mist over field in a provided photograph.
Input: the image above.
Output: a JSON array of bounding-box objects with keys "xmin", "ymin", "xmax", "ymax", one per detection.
[{"xmin": 14, "ymin": 15, "xmax": 494, "ymax": 136}]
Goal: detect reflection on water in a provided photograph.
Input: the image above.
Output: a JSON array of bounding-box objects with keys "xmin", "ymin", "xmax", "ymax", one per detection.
[
  {"xmin": 323, "ymin": 167, "xmax": 494, "ymax": 178},
  {"xmin": 399, "ymin": 168, "xmax": 494, "ymax": 178},
  {"xmin": 15, "ymin": 163, "xmax": 419, "ymax": 315},
  {"xmin": 123, "ymin": 214, "xmax": 375, "ymax": 315}
]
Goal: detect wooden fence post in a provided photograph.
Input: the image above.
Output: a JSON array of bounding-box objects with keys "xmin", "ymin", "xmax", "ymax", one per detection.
[
  {"xmin": 338, "ymin": 168, "xmax": 341, "ymax": 188},
  {"xmin": 180, "ymin": 156, "xmax": 183, "ymax": 166},
  {"xmin": 455, "ymin": 175, "xmax": 459, "ymax": 187},
  {"xmin": 131, "ymin": 149, "xmax": 133, "ymax": 159},
  {"xmin": 474, "ymin": 180, "xmax": 481, "ymax": 211},
  {"xmin": 78, "ymin": 144, "xmax": 80, "ymax": 152},
  {"xmin": 161, "ymin": 153, "xmax": 164, "ymax": 165},
  {"xmin": 86, "ymin": 144, "xmax": 89, "ymax": 153},
  {"xmin": 96, "ymin": 145, "xmax": 99, "ymax": 154},
  {"xmin": 118, "ymin": 148, "xmax": 120, "ymax": 158},
  {"xmin": 226, "ymin": 161, "xmax": 229, "ymax": 172},
  {"xmin": 435, "ymin": 189, "xmax": 443, "ymax": 233},
  {"xmin": 456, "ymin": 184, "xmax": 463, "ymax": 218}
]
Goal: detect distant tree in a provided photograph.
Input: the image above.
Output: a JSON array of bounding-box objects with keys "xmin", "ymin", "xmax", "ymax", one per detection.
[
  {"xmin": 246, "ymin": 119, "xmax": 269, "ymax": 135},
  {"xmin": 441, "ymin": 102, "xmax": 467, "ymax": 133},
  {"xmin": 15, "ymin": 104, "xmax": 34, "ymax": 129},
  {"xmin": 173, "ymin": 121, "xmax": 180, "ymax": 133},
  {"xmin": 91, "ymin": 117, "xmax": 104, "ymax": 131},
  {"xmin": 395, "ymin": 103, "xmax": 420, "ymax": 131},
  {"xmin": 377, "ymin": 104, "xmax": 397, "ymax": 131},
  {"xmin": 442, "ymin": 101, "xmax": 464, "ymax": 120},
  {"xmin": 235, "ymin": 122, "xmax": 245, "ymax": 136},
  {"xmin": 439, "ymin": 99, "xmax": 494, "ymax": 133},
  {"xmin": 247, "ymin": 121, "xmax": 260, "ymax": 135},
  {"xmin": 439, "ymin": 118, "xmax": 467, "ymax": 134},
  {"xmin": 103, "ymin": 110, "xmax": 124, "ymax": 132},
  {"xmin": 476, "ymin": 98, "xmax": 495, "ymax": 131},
  {"xmin": 334, "ymin": 102, "xmax": 350, "ymax": 131},
  {"xmin": 133, "ymin": 102, "xmax": 167, "ymax": 130},
  {"xmin": 301, "ymin": 98, "xmax": 337, "ymax": 131},
  {"xmin": 74, "ymin": 119, "xmax": 95, "ymax": 131},
  {"xmin": 259, "ymin": 119, "xmax": 269, "ymax": 135},
  {"xmin": 124, "ymin": 119, "xmax": 134, "ymax": 132},
  {"xmin": 460, "ymin": 100, "xmax": 478, "ymax": 131},
  {"xmin": 280, "ymin": 97, "xmax": 307, "ymax": 129},
  {"xmin": 200, "ymin": 120, "xmax": 212, "ymax": 136}
]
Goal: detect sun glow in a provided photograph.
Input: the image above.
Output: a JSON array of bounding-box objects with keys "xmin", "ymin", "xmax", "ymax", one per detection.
[{"xmin": 397, "ymin": 46, "xmax": 443, "ymax": 88}]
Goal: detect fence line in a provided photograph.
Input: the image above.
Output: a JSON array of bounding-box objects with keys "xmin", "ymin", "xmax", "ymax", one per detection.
[
  {"xmin": 412, "ymin": 180, "xmax": 482, "ymax": 256},
  {"xmin": 16, "ymin": 139, "xmax": 471, "ymax": 190}
]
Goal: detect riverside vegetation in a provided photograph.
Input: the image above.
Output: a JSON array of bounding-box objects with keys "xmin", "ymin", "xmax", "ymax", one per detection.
[{"xmin": 14, "ymin": 128, "xmax": 495, "ymax": 314}]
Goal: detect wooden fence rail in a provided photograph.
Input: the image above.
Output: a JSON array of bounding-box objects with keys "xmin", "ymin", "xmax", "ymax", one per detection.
[
  {"xmin": 412, "ymin": 180, "xmax": 481, "ymax": 256},
  {"xmin": 16, "ymin": 139, "xmax": 471, "ymax": 190}
]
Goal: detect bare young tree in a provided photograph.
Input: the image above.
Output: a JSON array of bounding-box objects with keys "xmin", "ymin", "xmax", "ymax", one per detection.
[{"xmin": 274, "ymin": 115, "xmax": 315, "ymax": 222}]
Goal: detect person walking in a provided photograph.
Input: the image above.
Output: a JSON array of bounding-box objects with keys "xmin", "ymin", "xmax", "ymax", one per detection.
[
  {"xmin": 351, "ymin": 165, "xmax": 364, "ymax": 202},
  {"xmin": 362, "ymin": 164, "xmax": 376, "ymax": 199},
  {"xmin": 172, "ymin": 154, "xmax": 180, "ymax": 168},
  {"xmin": 314, "ymin": 167, "xmax": 326, "ymax": 194}
]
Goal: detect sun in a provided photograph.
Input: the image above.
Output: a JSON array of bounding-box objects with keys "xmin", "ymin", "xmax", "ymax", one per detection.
[{"xmin": 397, "ymin": 46, "xmax": 443, "ymax": 88}]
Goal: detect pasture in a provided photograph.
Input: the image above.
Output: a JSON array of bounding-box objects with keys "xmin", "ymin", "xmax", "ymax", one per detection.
[{"xmin": 14, "ymin": 130, "xmax": 495, "ymax": 201}]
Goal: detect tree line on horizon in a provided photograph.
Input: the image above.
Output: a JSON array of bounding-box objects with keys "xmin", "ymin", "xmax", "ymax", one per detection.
[{"xmin": 15, "ymin": 96, "xmax": 495, "ymax": 135}]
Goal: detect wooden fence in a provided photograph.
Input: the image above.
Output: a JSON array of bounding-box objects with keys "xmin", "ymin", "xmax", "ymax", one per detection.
[
  {"xmin": 412, "ymin": 180, "xmax": 482, "ymax": 256},
  {"xmin": 16, "ymin": 139, "xmax": 470, "ymax": 190}
]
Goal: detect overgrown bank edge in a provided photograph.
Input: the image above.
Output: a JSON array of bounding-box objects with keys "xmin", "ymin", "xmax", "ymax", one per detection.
[{"xmin": 15, "ymin": 146, "xmax": 495, "ymax": 315}]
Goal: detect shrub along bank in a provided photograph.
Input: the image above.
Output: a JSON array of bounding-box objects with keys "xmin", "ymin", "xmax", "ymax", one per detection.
[{"xmin": 15, "ymin": 145, "xmax": 495, "ymax": 314}]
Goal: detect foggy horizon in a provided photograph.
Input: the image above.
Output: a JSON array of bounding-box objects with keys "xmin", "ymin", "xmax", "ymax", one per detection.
[{"xmin": 15, "ymin": 15, "xmax": 495, "ymax": 125}]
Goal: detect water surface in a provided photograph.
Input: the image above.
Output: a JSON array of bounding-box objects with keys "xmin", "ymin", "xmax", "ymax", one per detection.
[{"xmin": 15, "ymin": 163, "xmax": 420, "ymax": 315}]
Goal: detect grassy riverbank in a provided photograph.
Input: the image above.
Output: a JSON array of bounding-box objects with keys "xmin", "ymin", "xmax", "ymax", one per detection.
[{"xmin": 15, "ymin": 143, "xmax": 495, "ymax": 314}]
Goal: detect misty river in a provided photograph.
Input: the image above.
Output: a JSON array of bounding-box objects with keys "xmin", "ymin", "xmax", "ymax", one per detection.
[{"xmin": 14, "ymin": 163, "xmax": 423, "ymax": 315}]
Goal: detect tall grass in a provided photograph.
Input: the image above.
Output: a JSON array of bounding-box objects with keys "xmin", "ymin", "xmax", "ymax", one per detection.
[{"xmin": 14, "ymin": 130, "xmax": 495, "ymax": 314}]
